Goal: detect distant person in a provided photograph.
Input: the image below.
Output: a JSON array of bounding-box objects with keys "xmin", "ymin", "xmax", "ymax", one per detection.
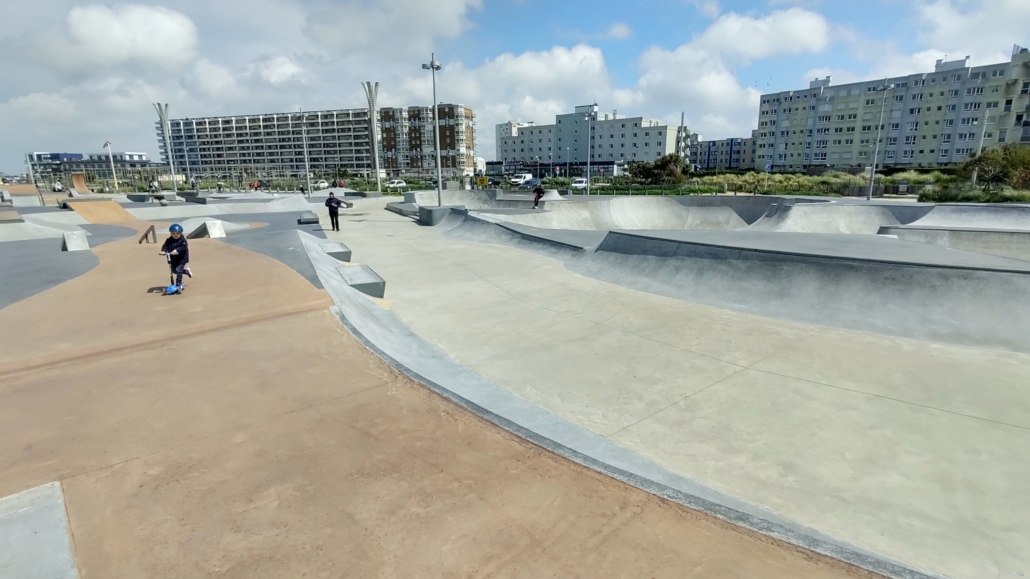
[
  {"xmin": 533, "ymin": 184, "xmax": 545, "ymax": 209},
  {"xmin": 159, "ymin": 223, "xmax": 192, "ymax": 293},
  {"xmin": 190, "ymin": 177, "xmax": 198, "ymax": 192},
  {"xmin": 325, "ymin": 192, "xmax": 342, "ymax": 231}
]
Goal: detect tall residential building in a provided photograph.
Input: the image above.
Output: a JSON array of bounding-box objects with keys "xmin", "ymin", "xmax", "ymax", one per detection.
[
  {"xmin": 28, "ymin": 151, "xmax": 159, "ymax": 180},
  {"xmin": 159, "ymin": 108, "xmax": 378, "ymax": 178},
  {"xmin": 675, "ymin": 126, "xmax": 700, "ymax": 165},
  {"xmin": 380, "ymin": 104, "xmax": 476, "ymax": 177},
  {"xmin": 756, "ymin": 45, "xmax": 1030, "ymax": 172},
  {"xmin": 496, "ymin": 104, "xmax": 676, "ymax": 173}
]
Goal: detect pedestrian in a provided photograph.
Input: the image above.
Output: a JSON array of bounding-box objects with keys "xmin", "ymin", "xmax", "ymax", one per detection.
[
  {"xmin": 190, "ymin": 177, "xmax": 198, "ymax": 192},
  {"xmin": 325, "ymin": 191, "xmax": 342, "ymax": 231},
  {"xmin": 159, "ymin": 223, "xmax": 193, "ymax": 294},
  {"xmin": 533, "ymin": 184, "xmax": 545, "ymax": 209}
]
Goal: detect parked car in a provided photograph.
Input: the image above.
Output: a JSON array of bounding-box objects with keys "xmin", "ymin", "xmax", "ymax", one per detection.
[
  {"xmin": 315, "ymin": 180, "xmax": 330, "ymax": 190},
  {"xmin": 510, "ymin": 173, "xmax": 534, "ymax": 186},
  {"xmin": 518, "ymin": 178, "xmax": 543, "ymax": 189},
  {"xmin": 570, "ymin": 178, "xmax": 588, "ymax": 190},
  {"xmin": 487, "ymin": 178, "xmax": 502, "ymax": 187},
  {"xmin": 386, "ymin": 179, "xmax": 407, "ymax": 189}
]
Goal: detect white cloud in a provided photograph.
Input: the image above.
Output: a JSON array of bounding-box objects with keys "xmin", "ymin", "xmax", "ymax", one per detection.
[
  {"xmin": 916, "ymin": 0, "xmax": 1030, "ymax": 65},
  {"xmin": 692, "ymin": 8, "xmax": 830, "ymax": 63},
  {"xmin": 65, "ymin": 4, "xmax": 198, "ymax": 70},
  {"xmin": 686, "ymin": 0, "xmax": 721, "ymax": 19},
  {"xmin": 605, "ymin": 23, "xmax": 633, "ymax": 40},
  {"xmin": 252, "ymin": 56, "xmax": 307, "ymax": 85},
  {"xmin": 191, "ymin": 59, "xmax": 239, "ymax": 96}
]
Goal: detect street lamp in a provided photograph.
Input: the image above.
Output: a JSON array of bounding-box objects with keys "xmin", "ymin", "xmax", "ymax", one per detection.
[
  {"xmin": 584, "ymin": 107, "xmax": 595, "ymax": 195},
  {"xmin": 971, "ymin": 106, "xmax": 993, "ymax": 188},
  {"xmin": 422, "ymin": 54, "xmax": 444, "ymax": 207},
  {"xmin": 361, "ymin": 81, "xmax": 382, "ymax": 194},
  {"xmin": 102, "ymin": 141, "xmax": 119, "ymax": 193},
  {"xmin": 565, "ymin": 147, "xmax": 570, "ymax": 183},
  {"xmin": 867, "ymin": 82, "xmax": 891, "ymax": 201},
  {"xmin": 299, "ymin": 108, "xmax": 312, "ymax": 197}
]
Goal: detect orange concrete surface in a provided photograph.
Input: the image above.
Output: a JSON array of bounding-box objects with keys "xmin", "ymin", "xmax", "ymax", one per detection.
[
  {"xmin": 66, "ymin": 200, "xmax": 137, "ymax": 223},
  {"xmin": 0, "ymin": 231, "xmax": 882, "ymax": 578}
]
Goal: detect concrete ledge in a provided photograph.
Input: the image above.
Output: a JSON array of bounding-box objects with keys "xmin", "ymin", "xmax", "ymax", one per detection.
[
  {"xmin": 351, "ymin": 191, "xmax": 382, "ymax": 198},
  {"xmin": 336, "ymin": 264, "xmax": 385, "ymax": 298},
  {"xmin": 385, "ymin": 202, "xmax": 419, "ymax": 218},
  {"xmin": 126, "ymin": 193, "xmax": 179, "ymax": 203},
  {"xmin": 187, "ymin": 220, "xmax": 226, "ymax": 239},
  {"xmin": 0, "ymin": 482, "xmax": 79, "ymax": 579},
  {"xmin": 320, "ymin": 241, "xmax": 352, "ymax": 262},
  {"xmin": 1, "ymin": 190, "xmax": 11, "ymax": 203},
  {"xmin": 297, "ymin": 211, "xmax": 320, "ymax": 225},
  {"xmin": 418, "ymin": 205, "xmax": 464, "ymax": 226},
  {"xmin": 61, "ymin": 231, "xmax": 89, "ymax": 251}
]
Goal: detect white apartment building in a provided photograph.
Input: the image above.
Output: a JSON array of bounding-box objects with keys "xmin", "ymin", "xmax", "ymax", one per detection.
[
  {"xmin": 381, "ymin": 104, "xmax": 476, "ymax": 177},
  {"xmin": 756, "ymin": 45, "xmax": 1030, "ymax": 172},
  {"xmin": 160, "ymin": 108, "xmax": 378, "ymax": 178},
  {"xmin": 496, "ymin": 104, "xmax": 676, "ymax": 172}
]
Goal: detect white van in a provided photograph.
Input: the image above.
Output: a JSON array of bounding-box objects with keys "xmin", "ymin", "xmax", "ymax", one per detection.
[{"xmin": 509, "ymin": 173, "xmax": 533, "ymax": 186}]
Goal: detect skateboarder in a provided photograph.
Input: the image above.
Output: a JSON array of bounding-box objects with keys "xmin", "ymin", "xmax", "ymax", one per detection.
[
  {"xmin": 533, "ymin": 184, "xmax": 545, "ymax": 209},
  {"xmin": 159, "ymin": 224, "xmax": 192, "ymax": 293},
  {"xmin": 325, "ymin": 192, "xmax": 342, "ymax": 231}
]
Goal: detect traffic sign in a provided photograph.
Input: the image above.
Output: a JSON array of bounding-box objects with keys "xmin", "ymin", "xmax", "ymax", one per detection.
[
  {"xmin": 765, "ymin": 165, "xmax": 771, "ymax": 172},
  {"xmin": 476, "ymin": 176, "xmax": 488, "ymax": 186}
]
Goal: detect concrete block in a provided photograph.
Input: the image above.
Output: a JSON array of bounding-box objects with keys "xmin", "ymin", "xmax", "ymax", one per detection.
[
  {"xmin": 188, "ymin": 220, "xmax": 226, "ymax": 239},
  {"xmin": 418, "ymin": 205, "xmax": 463, "ymax": 226},
  {"xmin": 352, "ymin": 191, "xmax": 382, "ymax": 198},
  {"xmin": 1, "ymin": 190, "xmax": 11, "ymax": 202},
  {"xmin": 403, "ymin": 192, "xmax": 418, "ymax": 203},
  {"xmin": 540, "ymin": 189, "xmax": 565, "ymax": 201},
  {"xmin": 61, "ymin": 230, "xmax": 89, "ymax": 251},
  {"xmin": 320, "ymin": 241, "xmax": 352, "ymax": 262},
  {"xmin": 68, "ymin": 189, "xmax": 80, "ymax": 198},
  {"xmin": 337, "ymin": 265, "xmax": 385, "ymax": 298},
  {"xmin": 297, "ymin": 211, "xmax": 320, "ymax": 225}
]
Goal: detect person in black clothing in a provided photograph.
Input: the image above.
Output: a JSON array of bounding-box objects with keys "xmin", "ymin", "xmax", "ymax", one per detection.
[
  {"xmin": 533, "ymin": 184, "xmax": 545, "ymax": 209},
  {"xmin": 159, "ymin": 223, "xmax": 192, "ymax": 292},
  {"xmin": 325, "ymin": 192, "xmax": 343, "ymax": 231}
]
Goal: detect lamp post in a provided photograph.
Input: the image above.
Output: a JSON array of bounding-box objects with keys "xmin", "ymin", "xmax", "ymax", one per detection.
[
  {"xmin": 422, "ymin": 54, "xmax": 443, "ymax": 207},
  {"xmin": 361, "ymin": 81, "xmax": 382, "ymax": 194},
  {"xmin": 102, "ymin": 141, "xmax": 119, "ymax": 193},
  {"xmin": 565, "ymin": 147, "xmax": 570, "ymax": 183},
  {"xmin": 152, "ymin": 103, "xmax": 179, "ymax": 193},
  {"xmin": 584, "ymin": 107, "xmax": 594, "ymax": 195},
  {"xmin": 971, "ymin": 107, "xmax": 992, "ymax": 188},
  {"xmin": 867, "ymin": 82, "xmax": 891, "ymax": 201},
  {"xmin": 299, "ymin": 108, "xmax": 312, "ymax": 197}
]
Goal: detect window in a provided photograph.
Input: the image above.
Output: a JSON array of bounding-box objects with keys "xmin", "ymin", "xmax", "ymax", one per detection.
[
  {"xmin": 946, "ymin": 104, "xmax": 957, "ymax": 112},
  {"xmin": 1021, "ymin": 81, "xmax": 1030, "ymax": 95},
  {"xmin": 890, "ymin": 122, "xmax": 900, "ymax": 131},
  {"xmin": 844, "ymin": 139, "xmax": 854, "ymax": 145},
  {"xmin": 991, "ymin": 69, "xmax": 1005, "ymax": 77},
  {"xmin": 942, "ymin": 133, "xmax": 952, "ymax": 143},
  {"xmin": 886, "ymin": 151, "xmax": 896, "ymax": 158},
  {"xmin": 817, "ymin": 115, "xmax": 831, "ymax": 123},
  {"xmin": 834, "ymin": 127, "xmax": 844, "ymax": 133},
  {"xmin": 999, "ymin": 129, "xmax": 1008, "ymax": 142},
  {"xmin": 960, "ymin": 117, "xmax": 976, "ymax": 126},
  {"xmin": 986, "ymin": 101, "xmax": 999, "ymax": 109},
  {"xmin": 813, "ymin": 152, "xmax": 827, "ymax": 161},
  {"xmin": 835, "ymin": 115, "xmax": 846, "ymax": 121},
  {"xmin": 963, "ymin": 102, "xmax": 982, "ymax": 111},
  {"xmin": 902, "ymin": 150, "xmax": 914, "ymax": 159},
  {"xmin": 909, "ymin": 108, "xmax": 921, "ymax": 115},
  {"xmin": 846, "ymin": 127, "xmax": 856, "ymax": 133},
  {"xmin": 911, "ymin": 93, "xmax": 923, "ymax": 101},
  {"xmin": 847, "ymin": 113, "xmax": 858, "ymax": 120},
  {"xmin": 907, "ymin": 122, "xmax": 919, "ymax": 131},
  {"xmin": 945, "ymin": 119, "xmax": 955, "ymax": 127},
  {"xmin": 948, "ymin": 90, "xmax": 959, "ymax": 98},
  {"xmin": 861, "ymin": 125, "xmax": 873, "ymax": 132},
  {"xmin": 904, "ymin": 135, "xmax": 917, "ymax": 144},
  {"xmin": 940, "ymin": 149, "xmax": 949, "ymax": 157},
  {"xmin": 865, "ymin": 99, "xmax": 876, "ymax": 105},
  {"xmin": 815, "ymin": 140, "xmax": 828, "ymax": 148},
  {"xmin": 966, "ymin": 87, "xmax": 984, "ymax": 96},
  {"xmin": 893, "ymin": 95, "xmax": 904, "ymax": 103},
  {"xmin": 832, "ymin": 139, "xmax": 842, "ymax": 146}
]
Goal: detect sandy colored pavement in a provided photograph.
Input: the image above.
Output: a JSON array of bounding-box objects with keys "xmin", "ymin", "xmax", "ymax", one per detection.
[
  {"xmin": 0, "ymin": 230, "xmax": 879, "ymax": 578},
  {"xmin": 321, "ymin": 201, "xmax": 1030, "ymax": 579},
  {"xmin": 65, "ymin": 200, "xmax": 138, "ymax": 224}
]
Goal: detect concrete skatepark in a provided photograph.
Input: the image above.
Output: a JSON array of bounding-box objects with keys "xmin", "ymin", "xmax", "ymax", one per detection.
[{"xmin": 2, "ymin": 185, "xmax": 1029, "ymax": 578}]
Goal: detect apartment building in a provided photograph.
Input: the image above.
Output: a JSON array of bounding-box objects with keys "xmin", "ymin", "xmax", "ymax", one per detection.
[
  {"xmin": 496, "ymin": 104, "xmax": 675, "ymax": 173},
  {"xmin": 675, "ymin": 126, "xmax": 700, "ymax": 165},
  {"xmin": 380, "ymin": 104, "xmax": 476, "ymax": 177},
  {"xmin": 755, "ymin": 45, "xmax": 1030, "ymax": 172},
  {"xmin": 28, "ymin": 151, "xmax": 159, "ymax": 180},
  {"xmin": 695, "ymin": 137, "xmax": 752, "ymax": 171},
  {"xmin": 159, "ymin": 108, "xmax": 377, "ymax": 178}
]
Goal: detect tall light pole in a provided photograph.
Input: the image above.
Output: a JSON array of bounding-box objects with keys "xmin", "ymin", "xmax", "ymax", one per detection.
[
  {"xmin": 361, "ymin": 81, "xmax": 382, "ymax": 194},
  {"xmin": 565, "ymin": 147, "xmax": 570, "ymax": 182},
  {"xmin": 584, "ymin": 106, "xmax": 595, "ymax": 195},
  {"xmin": 422, "ymin": 54, "xmax": 444, "ymax": 207},
  {"xmin": 299, "ymin": 108, "xmax": 312, "ymax": 197},
  {"xmin": 152, "ymin": 103, "xmax": 179, "ymax": 193},
  {"xmin": 971, "ymin": 107, "xmax": 992, "ymax": 188},
  {"xmin": 102, "ymin": 141, "xmax": 119, "ymax": 193},
  {"xmin": 867, "ymin": 82, "xmax": 891, "ymax": 201}
]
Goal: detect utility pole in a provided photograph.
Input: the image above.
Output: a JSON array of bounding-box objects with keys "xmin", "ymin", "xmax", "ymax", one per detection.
[
  {"xmin": 102, "ymin": 141, "xmax": 120, "ymax": 193},
  {"xmin": 361, "ymin": 81, "xmax": 382, "ymax": 193},
  {"xmin": 585, "ymin": 105, "xmax": 595, "ymax": 195},
  {"xmin": 299, "ymin": 108, "xmax": 312, "ymax": 197},
  {"xmin": 971, "ymin": 107, "xmax": 992, "ymax": 188},
  {"xmin": 422, "ymin": 54, "xmax": 444, "ymax": 207}
]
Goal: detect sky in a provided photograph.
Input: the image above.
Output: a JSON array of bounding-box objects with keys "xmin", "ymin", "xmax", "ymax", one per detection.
[{"xmin": 1, "ymin": 0, "xmax": 1029, "ymax": 174}]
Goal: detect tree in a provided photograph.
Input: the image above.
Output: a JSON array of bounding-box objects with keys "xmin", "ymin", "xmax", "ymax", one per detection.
[
  {"xmin": 652, "ymin": 153, "xmax": 689, "ymax": 184},
  {"xmin": 960, "ymin": 144, "xmax": 1030, "ymax": 192}
]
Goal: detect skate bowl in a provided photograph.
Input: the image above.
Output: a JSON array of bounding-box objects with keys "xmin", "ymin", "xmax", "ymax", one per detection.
[
  {"xmin": 908, "ymin": 203, "xmax": 1030, "ymax": 230},
  {"xmin": 475, "ymin": 197, "xmax": 747, "ymax": 231},
  {"xmin": 747, "ymin": 199, "xmax": 904, "ymax": 234},
  {"xmin": 879, "ymin": 225, "xmax": 1030, "ymax": 261}
]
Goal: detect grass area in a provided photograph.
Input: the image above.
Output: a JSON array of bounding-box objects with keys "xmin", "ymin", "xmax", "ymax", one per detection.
[{"xmin": 918, "ymin": 187, "xmax": 1030, "ymax": 203}]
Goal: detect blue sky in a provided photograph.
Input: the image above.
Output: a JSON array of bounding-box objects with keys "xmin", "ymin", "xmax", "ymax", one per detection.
[{"xmin": 1, "ymin": 0, "xmax": 1029, "ymax": 173}]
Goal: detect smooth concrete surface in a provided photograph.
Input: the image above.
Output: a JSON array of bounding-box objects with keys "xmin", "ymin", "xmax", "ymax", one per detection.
[
  {"xmin": 881, "ymin": 225, "xmax": 1030, "ymax": 261},
  {"xmin": 320, "ymin": 240, "xmax": 352, "ymax": 262},
  {"xmin": 0, "ymin": 219, "xmax": 879, "ymax": 579},
  {"xmin": 323, "ymin": 200, "xmax": 1030, "ymax": 579},
  {"xmin": 0, "ymin": 482, "xmax": 79, "ymax": 579},
  {"xmin": 419, "ymin": 204, "xmax": 465, "ymax": 225},
  {"xmin": 911, "ymin": 203, "xmax": 1030, "ymax": 230},
  {"xmin": 485, "ymin": 196, "xmax": 747, "ymax": 231},
  {"xmin": 186, "ymin": 219, "xmax": 226, "ymax": 239},
  {"xmin": 747, "ymin": 201, "xmax": 900, "ymax": 233},
  {"xmin": 336, "ymin": 264, "xmax": 386, "ymax": 298},
  {"xmin": 297, "ymin": 211, "xmax": 319, "ymax": 224},
  {"xmin": 126, "ymin": 194, "xmax": 312, "ymax": 220}
]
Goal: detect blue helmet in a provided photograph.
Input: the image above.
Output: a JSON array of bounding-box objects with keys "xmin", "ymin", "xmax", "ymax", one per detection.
[{"xmin": 169, "ymin": 223, "xmax": 184, "ymax": 233}]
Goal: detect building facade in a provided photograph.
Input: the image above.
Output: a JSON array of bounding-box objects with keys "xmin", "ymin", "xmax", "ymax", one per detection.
[
  {"xmin": 496, "ymin": 104, "xmax": 676, "ymax": 175},
  {"xmin": 28, "ymin": 151, "xmax": 159, "ymax": 181},
  {"xmin": 159, "ymin": 108, "xmax": 377, "ymax": 179},
  {"xmin": 755, "ymin": 45, "xmax": 1030, "ymax": 172},
  {"xmin": 694, "ymin": 137, "xmax": 751, "ymax": 171},
  {"xmin": 379, "ymin": 104, "xmax": 476, "ymax": 177}
]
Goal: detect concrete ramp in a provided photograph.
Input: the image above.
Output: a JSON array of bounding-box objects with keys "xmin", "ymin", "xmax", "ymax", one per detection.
[
  {"xmin": 487, "ymin": 197, "xmax": 747, "ymax": 231},
  {"xmin": 61, "ymin": 231, "xmax": 89, "ymax": 251},
  {"xmin": 70, "ymin": 173, "xmax": 90, "ymax": 194},
  {"xmin": 747, "ymin": 200, "xmax": 899, "ymax": 234},
  {"xmin": 67, "ymin": 200, "xmax": 136, "ymax": 224},
  {"xmin": 0, "ymin": 483, "xmax": 79, "ymax": 579},
  {"xmin": 911, "ymin": 204, "xmax": 1030, "ymax": 230},
  {"xmin": 880, "ymin": 225, "xmax": 1030, "ymax": 262},
  {"xmin": 187, "ymin": 220, "xmax": 226, "ymax": 239}
]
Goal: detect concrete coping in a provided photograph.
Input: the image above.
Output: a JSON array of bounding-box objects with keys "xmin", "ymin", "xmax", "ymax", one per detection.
[
  {"xmin": 319, "ymin": 241, "xmax": 352, "ymax": 262},
  {"xmin": 297, "ymin": 212, "xmax": 320, "ymax": 225},
  {"xmin": 295, "ymin": 229, "xmax": 943, "ymax": 579},
  {"xmin": 336, "ymin": 264, "xmax": 385, "ymax": 298}
]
